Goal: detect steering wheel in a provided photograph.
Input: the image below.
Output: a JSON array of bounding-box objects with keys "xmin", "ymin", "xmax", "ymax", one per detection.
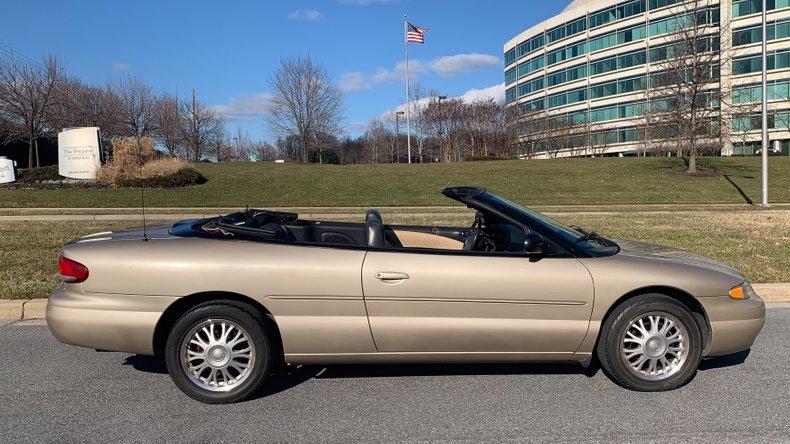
[{"xmin": 462, "ymin": 229, "xmax": 480, "ymax": 251}]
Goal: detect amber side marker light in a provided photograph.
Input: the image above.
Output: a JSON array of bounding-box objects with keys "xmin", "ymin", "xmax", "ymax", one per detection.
[{"xmin": 730, "ymin": 283, "xmax": 749, "ymax": 299}]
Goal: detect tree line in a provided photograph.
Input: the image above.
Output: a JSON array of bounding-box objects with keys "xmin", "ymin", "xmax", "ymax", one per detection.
[{"xmin": 0, "ymin": 50, "xmax": 517, "ymax": 168}]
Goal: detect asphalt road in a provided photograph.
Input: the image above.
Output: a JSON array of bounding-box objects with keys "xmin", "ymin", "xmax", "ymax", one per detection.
[{"xmin": 2, "ymin": 309, "xmax": 789, "ymax": 443}]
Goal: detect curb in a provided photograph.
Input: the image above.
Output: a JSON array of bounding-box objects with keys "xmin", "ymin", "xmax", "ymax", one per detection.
[
  {"xmin": 0, "ymin": 284, "xmax": 788, "ymax": 323},
  {"xmin": 0, "ymin": 299, "xmax": 47, "ymax": 324}
]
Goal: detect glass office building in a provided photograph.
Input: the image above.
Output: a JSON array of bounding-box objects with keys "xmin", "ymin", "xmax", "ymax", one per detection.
[{"xmin": 505, "ymin": 0, "xmax": 790, "ymax": 158}]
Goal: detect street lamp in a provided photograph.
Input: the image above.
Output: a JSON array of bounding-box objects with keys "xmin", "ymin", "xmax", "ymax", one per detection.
[{"xmin": 395, "ymin": 111, "xmax": 405, "ymax": 163}]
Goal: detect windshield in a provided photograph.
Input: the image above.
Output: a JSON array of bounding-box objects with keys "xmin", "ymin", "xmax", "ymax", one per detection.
[{"xmin": 478, "ymin": 193, "xmax": 618, "ymax": 255}]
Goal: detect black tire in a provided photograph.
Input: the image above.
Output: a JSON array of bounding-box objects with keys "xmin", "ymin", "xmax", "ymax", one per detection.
[
  {"xmin": 597, "ymin": 294, "xmax": 702, "ymax": 392},
  {"xmin": 165, "ymin": 301, "xmax": 271, "ymax": 404}
]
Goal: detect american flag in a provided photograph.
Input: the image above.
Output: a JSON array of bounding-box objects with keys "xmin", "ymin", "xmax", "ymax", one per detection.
[{"xmin": 406, "ymin": 22, "xmax": 428, "ymax": 44}]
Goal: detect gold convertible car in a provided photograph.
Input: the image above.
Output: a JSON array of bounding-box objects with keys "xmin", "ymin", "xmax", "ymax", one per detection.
[{"xmin": 47, "ymin": 187, "xmax": 765, "ymax": 403}]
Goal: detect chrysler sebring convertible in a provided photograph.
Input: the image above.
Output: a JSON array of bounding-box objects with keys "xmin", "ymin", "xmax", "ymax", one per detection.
[{"xmin": 47, "ymin": 187, "xmax": 765, "ymax": 403}]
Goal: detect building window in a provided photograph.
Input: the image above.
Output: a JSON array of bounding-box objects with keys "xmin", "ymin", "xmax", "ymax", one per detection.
[
  {"xmin": 505, "ymin": 49, "xmax": 516, "ymax": 66},
  {"xmin": 732, "ymin": 49, "xmax": 790, "ymax": 74},
  {"xmin": 547, "ymin": 64, "xmax": 587, "ymax": 87},
  {"xmin": 518, "ymin": 56, "xmax": 546, "ymax": 78},
  {"xmin": 733, "ymin": 80, "xmax": 790, "ymax": 103},
  {"xmin": 506, "ymin": 87, "xmax": 518, "ymax": 104},
  {"xmin": 649, "ymin": 0, "xmax": 683, "ymax": 10},
  {"xmin": 733, "ymin": 19, "xmax": 790, "ymax": 46},
  {"xmin": 517, "ymin": 77, "xmax": 545, "ymax": 98},
  {"xmin": 732, "ymin": 0, "xmax": 790, "ymax": 18},
  {"xmin": 589, "ymin": 0, "xmax": 646, "ymax": 29},
  {"xmin": 505, "ymin": 68, "xmax": 518, "ymax": 85}
]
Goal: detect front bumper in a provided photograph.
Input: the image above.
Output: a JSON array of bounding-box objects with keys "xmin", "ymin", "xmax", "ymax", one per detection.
[
  {"xmin": 699, "ymin": 294, "xmax": 766, "ymax": 357},
  {"xmin": 46, "ymin": 288, "xmax": 178, "ymax": 355}
]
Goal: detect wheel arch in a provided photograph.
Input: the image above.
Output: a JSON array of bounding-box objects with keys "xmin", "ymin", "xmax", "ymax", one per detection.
[
  {"xmin": 152, "ymin": 291, "xmax": 284, "ymax": 364},
  {"xmin": 599, "ymin": 285, "xmax": 712, "ymax": 354}
]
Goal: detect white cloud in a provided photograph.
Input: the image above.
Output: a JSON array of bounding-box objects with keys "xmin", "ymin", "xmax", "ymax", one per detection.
[
  {"xmin": 288, "ymin": 9, "xmax": 325, "ymax": 21},
  {"xmin": 459, "ymin": 83, "xmax": 506, "ymax": 105},
  {"xmin": 366, "ymin": 53, "xmax": 499, "ymax": 85},
  {"xmin": 112, "ymin": 62, "xmax": 130, "ymax": 72},
  {"xmin": 346, "ymin": 121, "xmax": 370, "ymax": 133},
  {"xmin": 338, "ymin": 72, "xmax": 371, "ymax": 92},
  {"xmin": 430, "ymin": 53, "xmax": 500, "ymax": 77},
  {"xmin": 212, "ymin": 93, "xmax": 274, "ymax": 120},
  {"xmin": 371, "ymin": 60, "xmax": 428, "ymax": 84},
  {"xmin": 379, "ymin": 83, "xmax": 505, "ymax": 119}
]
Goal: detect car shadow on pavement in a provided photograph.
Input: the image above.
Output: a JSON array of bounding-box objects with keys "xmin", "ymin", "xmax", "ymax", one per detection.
[
  {"xmin": 698, "ymin": 349, "xmax": 751, "ymax": 371},
  {"xmin": 122, "ymin": 355, "xmax": 168, "ymax": 374},
  {"xmin": 250, "ymin": 362, "xmax": 599, "ymax": 400},
  {"xmin": 122, "ymin": 355, "xmax": 600, "ymax": 400}
]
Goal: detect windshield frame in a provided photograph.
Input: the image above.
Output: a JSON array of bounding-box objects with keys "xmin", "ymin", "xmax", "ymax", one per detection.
[{"xmin": 472, "ymin": 191, "xmax": 620, "ymax": 258}]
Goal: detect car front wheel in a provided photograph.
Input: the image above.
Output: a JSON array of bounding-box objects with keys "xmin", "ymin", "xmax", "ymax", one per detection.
[
  {"xmin": 597, "ymin": 294, "xmax": 702, "ymax": 391},
  {"xmin": 165, "ymin": 302, "xmax": 271, "ymax": 403}
]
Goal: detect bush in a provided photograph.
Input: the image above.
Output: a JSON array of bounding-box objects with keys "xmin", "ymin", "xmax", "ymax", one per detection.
[
  {"xmin": 118, "ymin": 168, "xmax": 207, "ymax": 188},
  {"xmin": 97, "ymin": 137, "xmax": 158, "ymax": 185},
  {"xmin": 96, "ymin": 137, "xmax": 205, "ymax": 188},
  {"xmin": 16, "ymin": 166, "xmax": 62, "ymax": 183}
]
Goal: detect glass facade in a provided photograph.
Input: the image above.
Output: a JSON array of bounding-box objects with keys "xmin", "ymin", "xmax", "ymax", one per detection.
[
  {"xmin": 732, "ymin": 49, "xmax": 790, "ymax": 74},
  {"xmin": 505, "ymin": 0, "xmax": 790, "ymax": 157},
  {"xmin": 732, "ymin": 0, "xmax": 790, "ymax": 18},
  {"xmin": 732, "ymin": 19, "xmax": 790, "ymax": 46}
]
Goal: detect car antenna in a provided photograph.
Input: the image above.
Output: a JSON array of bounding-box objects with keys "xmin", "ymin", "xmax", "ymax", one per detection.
[{"xmin": 137, "ymin": 140, "xmax": 149, "ymax": 242}]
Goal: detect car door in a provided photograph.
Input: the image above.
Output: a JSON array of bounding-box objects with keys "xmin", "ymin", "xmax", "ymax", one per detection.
[{"xmin": 361, "ymin": 250, "xmax": 594, "ymax": 360}]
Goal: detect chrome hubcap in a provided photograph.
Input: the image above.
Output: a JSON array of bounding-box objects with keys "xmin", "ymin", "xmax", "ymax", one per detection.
[
  {"xmin": 180, "ymin": 319, "xmax": 255, "ymax": 392},
  {"xmin": 621, "ymin": 313, "xmax": 687, "ymax": 381}
]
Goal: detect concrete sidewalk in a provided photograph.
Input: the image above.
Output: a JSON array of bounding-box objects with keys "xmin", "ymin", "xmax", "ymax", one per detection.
[{"xmin": 3, "ymin": 284, "xmax": 789, "ymax": 323}]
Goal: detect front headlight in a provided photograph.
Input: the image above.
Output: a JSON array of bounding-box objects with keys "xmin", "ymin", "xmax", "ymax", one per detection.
[{"xmin": 729, "ymin": 282, "xmax": 756, "ymax": 300}]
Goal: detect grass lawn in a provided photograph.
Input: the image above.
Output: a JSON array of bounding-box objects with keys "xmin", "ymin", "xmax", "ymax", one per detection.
[
  {"xmin": 1, "ymin": 157, "xmax": 788, "ymax": 208},
  {"xmin": 2, "ymin": 210, "xmax": 787, "ymax": 300}
]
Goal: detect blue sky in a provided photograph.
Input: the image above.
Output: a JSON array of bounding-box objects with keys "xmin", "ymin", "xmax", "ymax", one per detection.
[{"xmin": 1, "ymin": 0, "xmax": 565, "ymax": 140}]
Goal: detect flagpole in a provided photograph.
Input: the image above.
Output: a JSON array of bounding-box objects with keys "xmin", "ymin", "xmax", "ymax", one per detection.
[{"xmin": 404, "ymin": 14, "xmax": 412, "ymax": 164}]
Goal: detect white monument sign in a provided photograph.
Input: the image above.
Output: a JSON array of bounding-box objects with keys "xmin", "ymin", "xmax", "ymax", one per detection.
[
  {"xmin": 0, "ymin": 156, "xmax": 16, "ymax": 184},
  {"xmin": 58, "ymin": 127, "xmax": 102, "ymax": 179}
]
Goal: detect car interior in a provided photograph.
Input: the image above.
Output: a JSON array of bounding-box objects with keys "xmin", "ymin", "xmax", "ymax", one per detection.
[{"xmin": 198, "ymin": 207, "xmax": 536, "ymax": 254}]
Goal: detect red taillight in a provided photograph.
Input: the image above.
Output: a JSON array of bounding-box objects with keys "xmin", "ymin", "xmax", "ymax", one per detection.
[{"xmin": 59, "ymin": 257, "xmax": 89, "ymax": 283}]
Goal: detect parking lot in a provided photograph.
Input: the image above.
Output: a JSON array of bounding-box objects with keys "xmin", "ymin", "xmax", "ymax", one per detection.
[{"xmin": 1, "ymin": 307, "xmax": 788, "ymax": 442}]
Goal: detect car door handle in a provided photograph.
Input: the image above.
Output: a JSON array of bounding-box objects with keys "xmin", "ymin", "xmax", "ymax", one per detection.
[{"xmin": 375, "ymin": 272, "xmax": 410, "ymax": 281}]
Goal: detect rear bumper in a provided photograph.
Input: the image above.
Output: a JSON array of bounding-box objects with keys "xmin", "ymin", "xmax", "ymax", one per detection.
[
  {"xmin": 46, "ymin": 288, "xmax": 177, "ymax": 355},
  {"xmin": 700, "ymin": 295, "xmax": 766, "ymax": 357}
]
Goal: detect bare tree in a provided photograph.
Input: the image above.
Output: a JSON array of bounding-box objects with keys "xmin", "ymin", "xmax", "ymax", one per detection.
[
  {"xmin": 647, "ymin": 0, "xmax": 732, "ymax": 173},
  {"xmin": 267, "ymin": 56, "xmax": 344, "ymax": 164},
  {"xmin": 363, "ymin": 118, "xmax": 391, "ymax": 164},
  {"xmin": 181, "ymin": 90, "xmax": 225, "ymax": 162},
  {"xmin": 252, "ymin": 140, "xmax": 280, "ymax": 162},
  {"xmin": 152, "ymin": 92, "xmax": 183, "ymax": 157},
  {"xmin": 0, "ymin": 53, "xmax": 63, "ymax": 168},
  {"xmin": 111, "ymin": 76, "xmax": 157, "ymax": 139}
]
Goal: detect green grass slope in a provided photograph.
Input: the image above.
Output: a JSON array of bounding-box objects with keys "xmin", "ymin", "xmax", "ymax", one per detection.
[{"xmin": 0, "ymin": 157, "xmax": 787, "ymax": 208}]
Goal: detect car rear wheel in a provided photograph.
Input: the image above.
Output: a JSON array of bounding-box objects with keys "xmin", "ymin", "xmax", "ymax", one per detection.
[
  {"xmin": 165, "ymin": 302, "xmax": 271, "ymax": 404},
  {"xmin": 597, "ymin": 294, "xmax": 702, "ymax": 391}
]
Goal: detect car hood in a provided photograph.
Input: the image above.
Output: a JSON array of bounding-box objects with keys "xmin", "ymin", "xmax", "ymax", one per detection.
[{"xmin": 613, "ymin": 239, "xmax": 745, "ymax": 280}]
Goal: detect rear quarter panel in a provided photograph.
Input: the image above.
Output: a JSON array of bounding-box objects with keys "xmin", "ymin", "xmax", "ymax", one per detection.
[{"xmin": 62, "ymin": 237, "xmax": 376, "ymax": 355}]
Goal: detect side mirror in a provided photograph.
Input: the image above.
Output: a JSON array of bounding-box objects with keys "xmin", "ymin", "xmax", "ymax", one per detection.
[{"xmin": 523, "ymin": 232, "xmax": 546, "ymax": 255}]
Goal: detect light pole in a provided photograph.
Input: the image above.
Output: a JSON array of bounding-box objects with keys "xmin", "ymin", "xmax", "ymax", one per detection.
[
  {"xmin": 761, "ymin": 0, "xmax": 769, "ymax": 207},
  {"xmin": 395, "ymin": 111, "xmax": 405, "ymax": 163}
]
